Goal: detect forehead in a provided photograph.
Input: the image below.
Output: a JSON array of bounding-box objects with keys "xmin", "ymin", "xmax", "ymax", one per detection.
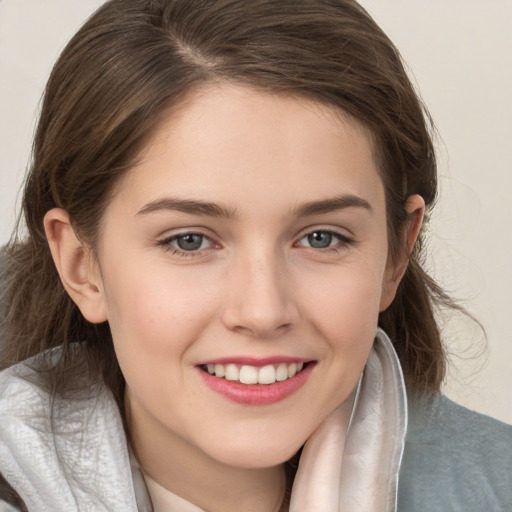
[{"xmin": 110, "ymin": 84, "xmax": 385, "ymax": 218}]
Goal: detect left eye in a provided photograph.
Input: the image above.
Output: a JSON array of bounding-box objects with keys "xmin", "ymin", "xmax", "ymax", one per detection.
[
  {"xmin": 167, "ymin": 233, "xmax": 212, "ymax": 252},
  {"xmin": 298, "ymin": 231, "xmax": 346, "ymax": 249}
]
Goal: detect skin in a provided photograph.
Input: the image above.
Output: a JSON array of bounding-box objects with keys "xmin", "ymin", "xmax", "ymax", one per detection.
[{"xmin": 45, "ymin": 84, "xmax": 424, "ymax": 512}]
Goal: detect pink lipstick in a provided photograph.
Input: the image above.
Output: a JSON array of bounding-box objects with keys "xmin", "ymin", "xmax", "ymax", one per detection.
[{"xmin": 197, "ymin": 359, "xmax": 314, "ymax": 405}]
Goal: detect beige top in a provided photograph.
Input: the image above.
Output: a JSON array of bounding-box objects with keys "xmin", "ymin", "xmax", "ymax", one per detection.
[{"xmin": 144, "ymin": 474, "xmax": 205, "ymax": 512}]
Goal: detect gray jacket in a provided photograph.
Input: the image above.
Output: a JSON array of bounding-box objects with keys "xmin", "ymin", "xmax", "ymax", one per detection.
[{"xmin": 399, "ymin": 393, "xmax": 512, "ymax": 510}]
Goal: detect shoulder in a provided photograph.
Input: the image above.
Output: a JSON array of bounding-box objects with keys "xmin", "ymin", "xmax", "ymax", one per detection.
[
  {"xmin": 0, "ymin": 352, "xmax": 138, "ymax": 511},
  {"xmin": 0, "ymin": 355, "xmax": 54, "ymax": 426},
  {"xmin": 398, "ymin": 393, "xmax": 512, "ymax": 511},
  {"xmin": 0, "ymin": 348, "xmax": 104, "ymax": 427}
]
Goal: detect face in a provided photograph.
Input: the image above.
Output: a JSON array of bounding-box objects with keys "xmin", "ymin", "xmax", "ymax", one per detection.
[{"xmin": 91, "ymin": 84, "xmax": 401, "ymax": 470}]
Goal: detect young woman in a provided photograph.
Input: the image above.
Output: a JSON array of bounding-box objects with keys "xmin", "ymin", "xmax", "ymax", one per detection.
[{"xmin": 0, "ymin": 1, "xmax": 510, "ymax": 511}]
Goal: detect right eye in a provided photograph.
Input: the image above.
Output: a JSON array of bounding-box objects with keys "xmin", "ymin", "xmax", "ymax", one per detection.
[
  {"xmin": 303, "ymin": 231, "xmax": 336, "ymax": 249},
  {"xmin": 158, "ymin": 232, "xmax": 214, "ymax": 255}
]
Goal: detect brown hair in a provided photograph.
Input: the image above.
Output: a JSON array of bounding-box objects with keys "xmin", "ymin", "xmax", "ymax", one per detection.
[{"xmin": 1, "ymin": 0, "xmax": 453, "ymax": 399}]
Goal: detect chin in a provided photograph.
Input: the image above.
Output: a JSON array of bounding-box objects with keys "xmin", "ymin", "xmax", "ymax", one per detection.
[{"xmin": 205, "ymin": 435, "xmax": 305, "ymax": 470}]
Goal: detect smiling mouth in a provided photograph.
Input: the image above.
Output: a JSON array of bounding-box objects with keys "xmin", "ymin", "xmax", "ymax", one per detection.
[{"xmin": 200, "ymin": 362, "xmax": 308, "ymax": 385}]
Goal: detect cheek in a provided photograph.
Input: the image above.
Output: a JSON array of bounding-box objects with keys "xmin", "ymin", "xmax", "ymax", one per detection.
[
  {"xmin": 104, "ymin": 259, "xmax": 209, "ymax": 325},
  {"xmin": 100, "ymin": 263, "xmax": 228, "ymax": 401},
  {"xmin": 302, "ymin": 263, "xmax": 384, "ymax": 335},
  {"xmin": 101, "ymin": 264, "xmax": 209, "ymax": 360},
  {"xmin": 102, "ymin": 273, "xmax": 205, "ymax": 406},
  {"xmin": 298, "ymin": 259, "xmax": 385, "ymax": 396}
]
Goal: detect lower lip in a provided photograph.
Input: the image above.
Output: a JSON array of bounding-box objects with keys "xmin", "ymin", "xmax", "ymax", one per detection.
[{"xmin": 198, "ymin": 363, "xmax": 314, "ymax": 405}]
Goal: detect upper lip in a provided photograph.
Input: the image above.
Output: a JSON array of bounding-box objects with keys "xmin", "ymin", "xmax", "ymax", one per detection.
[{"xmin": 197, "ymin": 356, "xmax": 313, "ymax": 367}]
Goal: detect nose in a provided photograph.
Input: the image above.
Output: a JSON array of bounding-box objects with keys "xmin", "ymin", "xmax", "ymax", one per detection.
[{"xmin": 221, "ymin": 251, "xmax": 299, "ymax": 338}]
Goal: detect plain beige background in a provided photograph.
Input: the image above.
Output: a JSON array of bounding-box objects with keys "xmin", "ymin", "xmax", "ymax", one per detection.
[{"xmin": 1, "ymin": 0, "xmax": 511, "ymax": 423}]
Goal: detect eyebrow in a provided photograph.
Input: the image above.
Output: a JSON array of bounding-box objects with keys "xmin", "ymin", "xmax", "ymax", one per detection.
[
  {"xmin": 137, "ymin": 197, "xmax": 238, "ymax": 218},
  {"xmin": 293, "ymin": 195, "xmax": 373, "ymax": 216},
  {"xmin": 136, "ymin": 194, "xmax": 372, "ymax": 219}
]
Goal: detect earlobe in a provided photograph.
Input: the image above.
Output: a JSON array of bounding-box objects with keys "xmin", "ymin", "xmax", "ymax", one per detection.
[
  {"xmin": 379, "ymin": 194, "xmax": 425, "ymax": 311},
  {"xmin": 44, "ymin": 208, "xmax": 108, "ymax": 324}
]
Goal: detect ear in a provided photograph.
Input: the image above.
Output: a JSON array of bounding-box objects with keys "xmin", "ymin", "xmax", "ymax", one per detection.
[
  {"xmin": 379, "ymin": 194, "xmax": 425, "ymax": 311},
  {"xmin": 44, "ymin": 208, "xmax": 108, "ymax": 323}
]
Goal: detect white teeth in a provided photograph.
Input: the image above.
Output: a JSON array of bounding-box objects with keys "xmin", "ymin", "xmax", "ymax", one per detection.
[
  {"xmin": 258, "ymin": 365, "xmax": 276, "ymax": 384},
  {"xmin": 225, "ymin": 364, "xmax": 239, "ymax": 381},
  {"xmin": 276, "ymin": 363, "xmax": 288, "ymax": 382},
  {"xmin": 204, "ymin": 361, "xmax": 306, "ymax": 384},
  {"xmin": 239, "ymin": 365, "xmax": 258, "ymax": 384},
  {"xmin": 214, "ymin": 364, "xmax": 225, "ymax": 378}
]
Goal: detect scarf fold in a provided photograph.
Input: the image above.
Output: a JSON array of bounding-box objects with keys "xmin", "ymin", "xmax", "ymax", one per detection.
[{"xmin": 289, "ymin": 328, "xmax": 407, "ymax": 512}]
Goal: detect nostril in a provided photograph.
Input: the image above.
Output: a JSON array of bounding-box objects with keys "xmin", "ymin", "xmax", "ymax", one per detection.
[
  {"xmin": 230, "ymin": 321, "xmax": 293, "ymax": 338},
  {"xmin": 219, "ymin": 278, "xmax": 299, "ymax": 336}
]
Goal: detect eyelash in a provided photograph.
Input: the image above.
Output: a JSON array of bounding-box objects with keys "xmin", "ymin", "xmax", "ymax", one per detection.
[{"xmin": 157, "ymin": 229, "xmax": 353, "ymax": 258}]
